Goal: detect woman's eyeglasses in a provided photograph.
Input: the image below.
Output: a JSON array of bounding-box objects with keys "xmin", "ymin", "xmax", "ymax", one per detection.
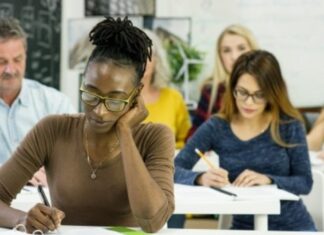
[
  {"xmin": 233, "ymin": 88, "xmax": 266, "ymax": 104},
  {"xmin": 80, "ymin": 85, "xmax": 137, "ymax": 112}
]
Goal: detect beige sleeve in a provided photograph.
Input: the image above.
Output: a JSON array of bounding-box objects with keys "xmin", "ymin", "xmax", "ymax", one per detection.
[
  {"xmin": 133, "ymin": 124, "xmax": 175, "ymax": 232},
  {"xmin": 0, "ymin": 115, "xmax": 58, "ymax": 204}
]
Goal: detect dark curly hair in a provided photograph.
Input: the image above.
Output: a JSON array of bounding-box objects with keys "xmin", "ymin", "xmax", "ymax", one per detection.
[{"xmin": 86, "ymin": 16, "xmax": 152, "ymax": 85}]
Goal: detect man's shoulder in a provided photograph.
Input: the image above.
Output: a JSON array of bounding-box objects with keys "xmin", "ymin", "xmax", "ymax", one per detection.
[{"xmin": 24, "ymin": 79, "xmax": 65, "ymax": 96}]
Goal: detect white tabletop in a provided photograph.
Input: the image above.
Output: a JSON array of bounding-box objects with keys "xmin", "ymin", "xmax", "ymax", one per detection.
[
  {"xmin": 0, "ymin": 226, "xmax": 321, "ymax": 235},
  {"xmin": 11, "ymin": 184, "xmax": 298, "ymax": 232}
]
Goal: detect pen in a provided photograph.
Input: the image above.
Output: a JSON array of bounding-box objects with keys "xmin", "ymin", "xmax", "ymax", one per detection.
[
  {"xmin": 37, "ymin": 185, "xmax": 62, "ymax": 233},
  {"xmin": 195, "ymin": 148, "xmax": 218, "ymax": 170},
  {"xmin": 37, "ymin": 185, "xmax": 50, "ymax": 207},
  {"xmin": 211, "ymin": 186, "xmax": 237, "ymax": 197}
]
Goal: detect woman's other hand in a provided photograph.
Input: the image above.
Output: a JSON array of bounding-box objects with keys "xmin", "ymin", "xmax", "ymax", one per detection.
[
  {"xmin": 117, "ymin": 91, "xmax": 148, "ymax": 131},
  {"xmin": 233, "ymin": 169, "xmax": 271, "ymax": 187},
  {"xmin": 196, "ymin": 167, "xmax": 230, "ymax": 187}
]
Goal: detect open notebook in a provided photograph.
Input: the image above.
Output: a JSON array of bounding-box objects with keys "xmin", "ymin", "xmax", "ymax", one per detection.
[{"xmin": 175, "ymin": 183, "xmax": 299, "ymax": 202}]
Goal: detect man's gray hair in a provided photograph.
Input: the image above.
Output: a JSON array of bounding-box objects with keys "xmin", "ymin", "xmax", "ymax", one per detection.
[{"xmin": 0, "ymin": 17, "xmax": 27, "ymax": 49}]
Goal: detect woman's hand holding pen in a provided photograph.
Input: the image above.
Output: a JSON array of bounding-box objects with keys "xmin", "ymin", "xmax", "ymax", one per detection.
[
  {"xmin": 233, "ymin": 169, "xmax": 271, "ymax": 187},
  {"xmin": 18, "ymin": 203, "xmax": 65, "ymax": 234},
  {"xmin": 196, "ymin": 168, "xmax": 230, "ymax": 187}
]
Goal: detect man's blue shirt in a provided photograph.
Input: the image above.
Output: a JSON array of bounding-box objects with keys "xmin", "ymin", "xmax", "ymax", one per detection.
[{"xmin": 0, "ymin": 79, "xmax": 75, "ymax": 163}]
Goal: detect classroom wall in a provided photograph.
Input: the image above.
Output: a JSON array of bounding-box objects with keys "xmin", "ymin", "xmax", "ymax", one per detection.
[
  {"xmin": 60, "ymin": 0, "xmax": 84, "ymax": 110},
  {"xmin": 61, "ymin": 0, "xmax": 324, "ymax": 110},
  {"xmin": 156, "ymin": 0, "xmax": 324, "ymax": 107}
]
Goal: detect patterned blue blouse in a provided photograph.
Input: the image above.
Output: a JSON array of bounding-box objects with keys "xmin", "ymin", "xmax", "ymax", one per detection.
[{"xmin": 175, "ymin": 116, "xmax": 316, "ymax": 231}]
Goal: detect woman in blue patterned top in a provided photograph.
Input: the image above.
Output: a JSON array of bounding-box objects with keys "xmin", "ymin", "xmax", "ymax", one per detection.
[{"xmin": 174, "ymin": 50, "xmax": 316, "ymax": 231}]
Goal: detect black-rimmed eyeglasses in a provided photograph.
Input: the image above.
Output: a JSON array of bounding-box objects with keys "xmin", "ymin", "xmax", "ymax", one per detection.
[{"xmin": 233, "ymin": 88, "xmax": 266, "ymax": 104}]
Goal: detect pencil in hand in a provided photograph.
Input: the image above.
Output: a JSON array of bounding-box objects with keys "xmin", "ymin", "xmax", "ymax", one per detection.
[{"xmin": 194, "ymin": 148, "xmax": 218, "ymax": 170}]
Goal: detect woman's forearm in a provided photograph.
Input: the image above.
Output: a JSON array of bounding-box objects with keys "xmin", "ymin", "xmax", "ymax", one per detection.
[
  {"xmin": 117, "ymin": 124, "xmax": 174, "ymax": 232},
  {"xmin": 118, "ymin": 125, "xmax": 167, "ymax": 215},
  {"xmin": 0, "ymin": 200, "xmax": 26, "ymax": 228}
]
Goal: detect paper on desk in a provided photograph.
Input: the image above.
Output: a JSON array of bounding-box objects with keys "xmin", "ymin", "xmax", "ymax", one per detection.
[
  {"xmin": 222, "ymin": 185, "xmax": 299, "ymax": 201},
  {"xmin": 62, "ymin": 227, "xmax": 146, "ymax": 235},
  {"xmin": 175, "ymin": 184, "xmax": 237, "ymax": 203},
  {"xmin": 309, "ymin": 151, "xmax": 324, "ymax": 166},
  {"xmin": 63, "ymin": 227, "xmax": 120, "ymax": 235},
  {"xmin": 0, "ymin": 230, "xmax": 26, "ymax": 235},
  {"xmin": 175, "ymin": 184, "xmax": 299, "ymax": 202}
]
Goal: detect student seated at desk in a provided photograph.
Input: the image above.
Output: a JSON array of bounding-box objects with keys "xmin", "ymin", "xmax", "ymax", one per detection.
[
  {"xmin": 0, "ymin": 17, "xmax": 175, "ymax": 234},
  {"xmin": 174, "ymin": 50, "xmax": 316, "ymax": 231},
  {"xmin": 307, "ymin": 108, "xmax": 324, "ymax": 159},
  {"xmin": 0, "ymin": 18, "xmax": 75, "ymax": 186}
]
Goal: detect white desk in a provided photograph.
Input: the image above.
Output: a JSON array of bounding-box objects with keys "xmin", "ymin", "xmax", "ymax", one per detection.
[
  {"xmin": 11, "ymin": 185, "xmax": 297, "ymax": 232},
  {"xmin": 0, "ymin": 226, "xmax": 321, "ymax": 234},
  {"xmin": 173, "ymin": 184, "xmax": 301, "ymax": 231}
]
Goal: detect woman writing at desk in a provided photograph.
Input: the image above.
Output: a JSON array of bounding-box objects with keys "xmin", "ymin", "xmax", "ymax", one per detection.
[
  {"xmin": 0, "ymin": 17, "xmax": 175, "ymax": 233},
  {"xmin": 175, "ymin": 50, "xmax": 316, "ymax": 231}
]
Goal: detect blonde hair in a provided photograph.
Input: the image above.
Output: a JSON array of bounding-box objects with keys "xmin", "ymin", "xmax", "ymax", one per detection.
[
  {"xmin": 219, "ymin": 50, "xmax": 303, "ymax": 147},
  {"xmin": 143, "ymin": 29, "xmax": 171, "ymax": 89},
  {"xmin": 206, "ymin": 24, "xmax": 259, "ymax": 114}
]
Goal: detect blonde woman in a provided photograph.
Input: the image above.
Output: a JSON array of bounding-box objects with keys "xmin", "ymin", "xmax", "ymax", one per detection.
[
  {"xmin": 187, "ymin": 25, "xmax": 259, "ymax": 138},
  {"xmin": 141, "ymin": 29, "xmax": 191, "ymax": 149}
]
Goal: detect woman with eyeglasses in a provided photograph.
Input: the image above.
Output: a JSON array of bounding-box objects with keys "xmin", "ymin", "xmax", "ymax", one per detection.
[
  {"xmin": 174, "ymin": 50, "xmax": 316, "ymax": 231},
  {"xmin": 0, "ymin": 17, "xmax": 174, "ymax": 233}
]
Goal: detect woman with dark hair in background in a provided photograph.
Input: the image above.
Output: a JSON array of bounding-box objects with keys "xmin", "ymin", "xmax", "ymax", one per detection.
[{"xmin": 175, "ymin": 50, "xmax": 316, "ymax": 231}]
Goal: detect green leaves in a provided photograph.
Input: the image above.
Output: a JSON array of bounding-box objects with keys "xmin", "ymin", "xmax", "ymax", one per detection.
[{"xmin": 165, "ymin": 40, "xmax": 204, "ymax": 84}]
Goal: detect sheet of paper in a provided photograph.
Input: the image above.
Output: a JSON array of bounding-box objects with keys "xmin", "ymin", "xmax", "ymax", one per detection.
[
  {"xmin": 64, "ymin": 227, "xmax": 120, "ymax": 235},
  {"xmin": 175, "ymin": 184, "xmax": 234, "ymax": 203},
  {"xmin": 309, "ymin": 151, "xmax": 324, "ymax": 166},
  {"xmin": 175, "ymin": 184, "xmax": 299, "ymax": 202},
  {"xmin": 222, "ymin": 185, "xmax": 299, "ymax": 201}
]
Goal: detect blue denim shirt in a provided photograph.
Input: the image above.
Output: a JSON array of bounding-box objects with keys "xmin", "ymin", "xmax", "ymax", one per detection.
[
  {"xmin": 0, "ymin": 79, "xmax": 75, "ymax": 163},
  {"xmin": 175, "ymin": 116, "xmax": 316, "ymax": 231}
]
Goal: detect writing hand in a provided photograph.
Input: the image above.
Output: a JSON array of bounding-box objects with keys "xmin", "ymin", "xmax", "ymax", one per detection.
[
  {"xmin": 196, "ymin": 168, "xmax": 230, "ymax": 187},
  {"xmin": 233, "ymin": 169, "xmax": 271, "ymax": 187},
  {"xmin": 18, "ymin": 203, "xmax": 65, "ymax": 234}
]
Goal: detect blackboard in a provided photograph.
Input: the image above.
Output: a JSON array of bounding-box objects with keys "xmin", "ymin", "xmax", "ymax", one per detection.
[
  {"xmin": 0, "ymin": 0, "xmax": 61, "ymax": 89},
  {"xmin": 85, "ymin": 0, "xmax": 155, "ymax": 16}
]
